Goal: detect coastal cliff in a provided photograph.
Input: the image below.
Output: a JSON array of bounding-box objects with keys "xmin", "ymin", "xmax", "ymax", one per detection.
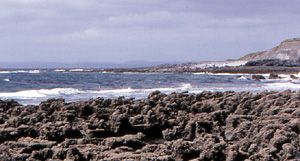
[
  {"xmin": 112, "ymin": 38, "xmax": 300, "ymax": 73},
  {"xmin": 240, "ymin": 38, "xmax": 300, "ymax": 61}
]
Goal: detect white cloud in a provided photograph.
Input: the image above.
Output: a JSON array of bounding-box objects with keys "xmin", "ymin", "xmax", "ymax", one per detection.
[
  {"xmin": 0, "ymin": 0, "xmax": 299, "ymax": 62},
  {"xmin": 60, "ymin": 10, "xmax": 267, "ymax": 42},
  {"xmin": 0, "ymin": 0, "xmax": 93, "ymax": 7}
]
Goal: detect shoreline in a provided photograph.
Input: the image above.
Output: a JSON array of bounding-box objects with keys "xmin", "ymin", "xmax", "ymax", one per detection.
[
  {"xmin": 1, "ymin": 91, "xmax": 299, "ymax": 160},
  {"xmin": 102, "ymin": 66, "xmax": 300, "ymax": 74},
  {"xmin": 2, "ymin": 66, "xmax": 300, "ymax": 76}
]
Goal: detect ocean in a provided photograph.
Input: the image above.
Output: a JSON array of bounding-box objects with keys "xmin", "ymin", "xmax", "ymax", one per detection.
[{"xmin": 0, "ymin": 69, "xmax": 299, "ymax": 105}]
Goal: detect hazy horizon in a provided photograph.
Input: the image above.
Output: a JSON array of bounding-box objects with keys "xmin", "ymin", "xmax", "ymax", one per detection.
[
  {"xmin": 0, "ymin": 0, "xmax": 300, "ymax": 64},
  {"xmin": 0, "ymin": 60, "xmax": 184, "ymax": 68}
]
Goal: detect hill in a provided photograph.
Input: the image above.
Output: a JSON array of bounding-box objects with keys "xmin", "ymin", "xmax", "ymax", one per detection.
[{"xmin": 240, "ymin": 38, "xmax": 300, "ymax": 61}]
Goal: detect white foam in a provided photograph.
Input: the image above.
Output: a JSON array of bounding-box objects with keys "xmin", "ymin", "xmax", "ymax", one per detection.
[
  {"xmin": 180, "ymin": 83, "xmax": 192, "ymax": 90},
  {"xmin": 193, "ymin": 72, "xmax": 251, "ymax": 76},
  {"xmin": 90, "ymin": 84, "xmax": 192, "ymax": 95},
  {"xmin": 69, "ymin": 69, "xmax": 92, "ymax": 72},
  {"xmin": 92, "ymin": 88, "xmax": 136, "ymax": 94},
  {"xmin": 29, "ymin": 70, "xmax": 40, "ymax": 74},
  {"xmin": 192, "ymin": 72, "xmax": 207, "ymax": 75},
  {"xmin": 54, "ymin": 69, "xmax": 66, "ymax": 72},
  {"xmin": 191, "ymin": 60, "xmax": 248, "ymax": 69},
  {"xmin": 3, "ymin": 78, "xmax": 10, "ymax": 82},
  {"xmin": 0, "ymin": 88, "xmax": 83, "ymax": 100},
  {"xmin": 146, "ymin": 83, "xmax": 193, "ymax": 92},
  {"xmin": 0, "ymin": 70, "xmax": 40, "ymax": 74},
  {"xmin": 100, "ymin": 71, "xmax": 115, "ymax": 74},
  {"xmin": 0, "ymin": 83, "xmax": 194, "ymax": 101},
  {"xmin": 237, "ymin": 76, "xmax": 249, "ymax": 80},
  {"xmin": 2, "ymin": 81, "xmax": 300, "ymax": 105},
  {"xmin": 123, "ymin": 72, "xmax": 138, "ymax": 74},
  {"xmin": 264, "ymin": 82, "xmax": 300, "ymax": 90}
]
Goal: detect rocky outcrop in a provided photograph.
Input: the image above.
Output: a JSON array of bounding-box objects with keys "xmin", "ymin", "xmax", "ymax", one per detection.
[
  {"xmin": 245, "ymin": 59, "xmax": 300, "ymax": 67},
  {"xmin": 240, "ymin": 38, "xmax": 300, "ymax": 61},
  {"xmin": 0, "ymin": 91, "xmax": 300, "ymax": 160},
  {"xmin": 251, "ymin": 75, "xmax": 266, "ymax": 80}
]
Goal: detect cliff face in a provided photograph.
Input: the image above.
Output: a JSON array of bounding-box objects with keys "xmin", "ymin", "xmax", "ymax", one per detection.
[{"xmin": 240, "ymin": 38, "xmax": 300, "ymax": 61}]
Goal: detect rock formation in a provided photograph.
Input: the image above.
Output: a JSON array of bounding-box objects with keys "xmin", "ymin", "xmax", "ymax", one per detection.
[
  {"xmin": 0, "ymin": 91, "xmax": 300, "ymax": 160},
  {"xmin": 240, "ymin": 38, "xmax": 300, "ymax": 61}
]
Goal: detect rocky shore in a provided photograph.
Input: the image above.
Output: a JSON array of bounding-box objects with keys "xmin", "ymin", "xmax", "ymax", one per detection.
[
  {"xmin": 92, "ymin": 66, "xmax": 300, "ymax": 74},
  {"xmin": 1, "ymin": 91, "xmax": 300, "ymax": 161}
]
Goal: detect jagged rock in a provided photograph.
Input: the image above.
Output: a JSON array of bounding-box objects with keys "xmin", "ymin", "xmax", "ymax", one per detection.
[
  {"xmin": 252, "ymin": 75, "xmax": 266, "ymax": 80},
  {"xmin": 65, "ymin": 147, "xmax": 87, "ymax": 161},
  {"xmin": 269, "ymin": 73, "xmax": 280, "ymax": 79},
  {"xmin": 290, "ymin": 75, "xmax": 298, "ymax": 79},
  {"xmin": 0, "ymin": 91, "xmax": 300, "ymax": 160},
  {"xmin": 105, "ymin": 133, "xmax": 145, "ymax": 150},
  {"xmin": 29, "ymin": 148, "xmax": 53, "ymax": 160}
]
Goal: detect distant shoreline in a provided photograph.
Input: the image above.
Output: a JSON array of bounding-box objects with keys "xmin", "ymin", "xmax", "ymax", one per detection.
[
  {"xmin": 2, "ymin": 66, "xmax": 300, "ymax": 74},
  {"xmin": 100, "ymin": 66, "xmax": 300, "ymax": 74}
]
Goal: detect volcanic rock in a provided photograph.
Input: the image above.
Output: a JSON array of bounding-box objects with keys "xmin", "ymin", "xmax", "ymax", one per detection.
[{"xmin": 0, "ymin": 91, "xmax": 300, "ymax": 160}]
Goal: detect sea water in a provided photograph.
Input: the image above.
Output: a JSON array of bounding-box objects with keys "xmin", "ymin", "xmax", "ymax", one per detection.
[{"xmin": 0, "ymin": 69, "xmax": 299, "ymax": 105}]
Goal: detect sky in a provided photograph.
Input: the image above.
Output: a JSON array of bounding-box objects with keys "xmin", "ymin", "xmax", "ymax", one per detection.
[{"xmin": 0, "ymin": 0, "xmax": 300, "ymax": 64}]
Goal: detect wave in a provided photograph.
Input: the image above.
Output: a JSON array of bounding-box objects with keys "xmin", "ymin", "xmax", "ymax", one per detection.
[
  {"xmin": 192, "ymin": 73, "xmax": 272, "ymax": 78},
  {"xmin": 99, "ymin": 71, "xmax": 115, "ymax": 74},
  {"xmin": 0, "ymin": 70, "xmax": 40, "ymax": 74},
  {"xmin": 2, "ymin": 81, "xmax": 300, "ymax": 105},
  {"xmin": 237, "ymin": 76, "xmax": 249, "ymax": 80},
  {"xmin": 7, "ymin": 82, "xmax": 300, "ymax": 104},
  {"xmin": 89, "ymin": 83, "xmax": 193, "ymax": 95},
  {"xmin": 193, "ymin": 72, "xmax": 251, "ymax": 76},
  {"xmin": 264, "ymin": 82, "xmax": 300, "ymax": 90},
  {"xmin": 54, "ymin": 69, "xmax": 67, "ymax": 72},
  {"xmin": 0, "ymin": 88, "xmax": 83, "ymax": 99},
  {"xmin": 0, "ymin": 83, "xmax": 194, "ymax": 101},
  {"xmin": 191, "ymin": 61, "xmax": 247, "ymax": 69},
  {"xmin": 69, "ymin": 69, "xmax": 92, "ymax": 72},
  {"xmin": 3, "ymin": 78, "xmax": 10, "ymax": 82}
]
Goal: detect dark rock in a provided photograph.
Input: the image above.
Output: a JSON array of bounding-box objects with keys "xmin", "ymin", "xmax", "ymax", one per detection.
[
  {"xmin": 290, "ymin": 75, "xmax": 298, "ymax": 79},
  {"xmin": 66, "ymin": 148, "xmax": 87, "ymax": 161},
  {"xmin": 245, "ymin": 59, "xmax": 300, "ymax": 67},
  {"xmin": 252, "ymin": 75, "xmax": 266, "ymax": 80},
  {"xmin": 269, "ymin": 73, "xmax": 280, "ymax": 79},
  {"xmin": 105, "ymin": 133, "xmax": 145, "ymax": 150},
  {"xmin": 30, "ymin": 148, "xmax": 53, "ymax": 160},
  {"xmin": 1, "ymin": 91, "xmax": 300, "ymax": 160},
  {"xmin": 171, "ymin": 140, "xmax": 200, "ymax": 160},
  {"xmin": 0, "ymin": 100, "xmax": 20, "ymax": 111}
]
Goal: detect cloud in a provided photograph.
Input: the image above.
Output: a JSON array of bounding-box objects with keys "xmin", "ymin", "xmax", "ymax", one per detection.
[
  {"xmin": 61, "ymin": 10, "xmax": 267, "ymax": 42},
  {"xmin": 0, "ymin": 0, "xmax": 299, "ymax": 63},
  {"xmin": 0, "ymin": 0, "xmax": 93, "ymax": 8}
]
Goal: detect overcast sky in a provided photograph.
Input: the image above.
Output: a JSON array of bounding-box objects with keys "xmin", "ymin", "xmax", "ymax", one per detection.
[{"xmin": 0, "ymin": 0, "xmax": 300, "ymax": 63}]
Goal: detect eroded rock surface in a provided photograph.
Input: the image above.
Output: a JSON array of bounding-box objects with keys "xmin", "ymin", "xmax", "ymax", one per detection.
[
  {"xmin": 240, "ymin": 38, "xmax": 300, "ymax": 61},
  {"xmin": 0, "ymin": 91, "xmax": 300, "ymax": 160}
]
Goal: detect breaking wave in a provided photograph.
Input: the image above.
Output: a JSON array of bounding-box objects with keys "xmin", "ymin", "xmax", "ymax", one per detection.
[
  {"xmin": 54, "ymin": 69, "xmax": 67, "ymax": 72},
  {"xmin": 0, "ymin": 88, "xmax": 83, "ymax": 99},
  {"xmin": 3, "ymin": 78, "xmax": 10, "ymax": 82},
  {"xmin": 1, "ymin": 81, "xmax": 299, "ymax": 105},
  {"xmin": 69, "ymin": 69, "xmax": 92, "ymax": 72},
  {"xmin": 0, "ymin": 70, "xmax": 40, "ymax": 74},
  {"xmin": 264, "ymin": 82, "xmax": 300, "ymax": 90},
  {"xmin": 0, "ymin": 83, "xmax": 194, "ymax": 101}
]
